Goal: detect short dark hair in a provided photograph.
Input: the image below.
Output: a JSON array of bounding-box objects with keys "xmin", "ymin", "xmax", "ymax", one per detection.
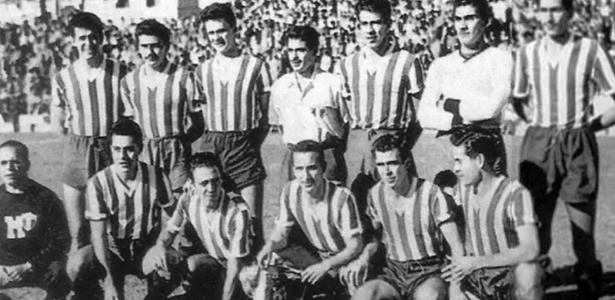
[
  {"xmin": 135, "ymin": 19, "xmax": 171, "ymax": 45},
  {"xmin": 110, "ymin": 118, "xmax": 143, "ymax": 149},
  {"xmin": 69, "ymin": 12, "xmax": 105, "ymax": 41},
  {"xmin": 453, "ymin": 0, "xmax": 493, "ymax": 24},
  {"xmin": 286, "ymin": 26, "xmax": 320, "ymax": 52},
  {"xmin": 357, "ymin": 0, "xmax": 392, "ymax": 25},
  {"xmin": 200, "ymin": 2, "xmax": 237, "ymax": 29},
  {"xmin": 291, "ymin": 140, "xmax": 326, "ymax": 169},
  {"xmin": 450, "ymin": 126, "xmax": 501, "ymax": 173},
  {"xmin": 536, "ymin": 0, "xmax": 573, "ymax": 12},
  {"xmin": 372, "ymin": 134, "xmax": 407, "ymax": 161},
  {"xmin": 190, "ymin": 152, "xmax": 222, "ymax": 173},
  {"xmin": 0, "ymin": 140, "xmax": 29, "ymax": 162}
]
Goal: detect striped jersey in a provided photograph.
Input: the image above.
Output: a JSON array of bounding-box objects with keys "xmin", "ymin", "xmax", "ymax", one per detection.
[
  {"xmin": 367, "ymin": 178, "xmax": 453, "ymax": 262},
  {"xmin": 457, "ymin": 177, "xmax": 537, "ymax": 256},
  {"xmin": 276, "ymin": 179, "xmax": 363, "ymax": 254},
  {"xmin": 337, "ymin": 45, "xmax": 424, "ymax": 129},
  {"xmin": 120, "ymin": 62, "xmax": 197, "ymax": 138},
  {"xmin": 85, "ymin": 162, "xmax": 173, "ymax": 240},
  {"xmin": 195, "ymin": 54, "xmax": 273, "ymax": 132},
  {"xmin": 52, "ymin": 59, "xmax": 126, "ymax": 137},
  {"xmin": 167, "ymin": 185, "xmax": 251, "ymax": 261},
  {"xmin": 513, "ymin": 36, "xmax": 615, "ymax": 128}
]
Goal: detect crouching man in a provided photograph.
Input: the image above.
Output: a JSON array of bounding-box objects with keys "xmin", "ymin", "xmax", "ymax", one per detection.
[
  {"xmin": 68, "ymin": 119, "xmax": 175, "ymax": 300},
  {"xmin": 256, "ymin": 140, "xmax": 364, "ymax": 298},
  {"xmin": 0, "ymin": 140, "xmax": 71, "ymax": 299},
  {"xmin": 351, "ymin": 134, "xmax": 464, "ymax": 300},
  {"xmin": 442, "ymin": 127, "xmax": 543, "ymax": 300},
  {"xmin": 142, "ymin": 152, "xmax": 252, "ymax": 300}
]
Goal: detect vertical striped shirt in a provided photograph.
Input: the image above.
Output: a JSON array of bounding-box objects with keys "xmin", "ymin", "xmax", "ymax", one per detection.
[
  {"xmin": 85, "ymin": 162, "xmax": 173, "ymax": 240},
  {"xmin": 513, "ymin": 36, "xmax": 615, "ymax": 128},
  {"xmin": 366, "ymin": 179, "xmax": 453, "ymax": 261},
  {"xmin": 337, "ymin": 46, "xmax": 424, "ymax": 129},
  {"xmin": 120, "ymin": 62, "xmax": 197, "ymax": 138},
  {"xmin": 52, "ymin": 59, "xmax": 126, "ymax": 137},
  {"xmin": 276, "ymin": 180, "xmax": 363, "ymax": 254},
  {"xmin": 167, "ymin": 186, "xmax": 251, "ymax": 261},
  {"xmin": 457, "ymin": 177, "xmax": 537, "ymax": 256},
  {"xmin": 194, "ymin": 54, "xmax": 273, "ymax": 132}
]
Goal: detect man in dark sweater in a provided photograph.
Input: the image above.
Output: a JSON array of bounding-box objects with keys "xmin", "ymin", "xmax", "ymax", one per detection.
[{"xmin": 0, "ymin": 140, "xmax": 70, "ymax": 300}]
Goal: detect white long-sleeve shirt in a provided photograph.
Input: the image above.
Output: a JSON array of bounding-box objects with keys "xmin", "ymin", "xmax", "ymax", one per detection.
[{"xmin": 418, "ymin": 47, "xmax": 514, "ymax": 131}]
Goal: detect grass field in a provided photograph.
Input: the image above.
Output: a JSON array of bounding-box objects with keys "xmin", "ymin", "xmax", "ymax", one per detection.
[{"xmin": 1, "ymin": 131, "xmax": 615, "ymax": 299}]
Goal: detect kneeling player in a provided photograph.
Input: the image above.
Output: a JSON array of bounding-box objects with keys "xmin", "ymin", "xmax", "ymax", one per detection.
[
  {"xmin": 256, "ymin": 140, "xmax": 363, "ymax": 298},
  {"xmin": 142, "ymin": 151, "xmax": 252, "ymax": 300},
  {"xmin": 351, "ymin": 134, "xmax": 464, "ymax": 300},
  {"xmin": 442, "ymin": 127, "xmax": 543, "ymax": 300},
  {"xmin": 68, "ymin": 119, "xmax": 175, "ymax": 300}
]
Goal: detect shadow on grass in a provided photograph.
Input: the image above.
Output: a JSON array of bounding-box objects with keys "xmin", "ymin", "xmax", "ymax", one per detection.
[{"xmin": 545, "ymin": 265, "xmax": 615, "ymax": 299}]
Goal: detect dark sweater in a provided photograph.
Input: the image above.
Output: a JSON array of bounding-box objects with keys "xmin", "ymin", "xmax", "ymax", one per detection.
[{"xmin": 0, "ymin": 180, "xmax": 69, "ymax": 270}]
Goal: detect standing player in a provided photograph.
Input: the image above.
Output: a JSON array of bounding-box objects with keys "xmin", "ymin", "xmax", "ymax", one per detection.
[
  {"xmin": 513, "ymin": 0, "xmax": 615, "ymax": 296},
  {"xmin": 121, "ymin": 19, "xmax": 204, "ymax": 193},
  {"xmin": 50, "ymin": 12, "xmax": 127, "ymax": 257},
  {"xmin": 337, "ymin": 0, "xmax": 425, "ymax": 187},
  {"xmin": 142, "ymin": 152, "xmax": 252, "ymax": 300},
  {"xmin": 442, "ymin": 127, "xmax": 543, "ymax": 300},
  {"xmin": 256, "ymin": 140, "xmax": 364, "ymax": 298},
  {"xmin": 68, "ymin": 119, "xmax": 174, "ymax": 300},
  {"xmin": 271, "ymin": 25, "xmax": 348, "ymax": 183},
  {"xmin": 418, "ymin": 0, "xmax": 512, "ymax": 176},
  {"xmin": 0, "ymin": 141, "xmax": 70, "ymax": 299},
  {"xmin": 352, "ymin": 134, "xmax": 464, "ymax": 300},
  {"xmin": 194, "ymin": 2, "xmax": 273, "ymax": 247}
]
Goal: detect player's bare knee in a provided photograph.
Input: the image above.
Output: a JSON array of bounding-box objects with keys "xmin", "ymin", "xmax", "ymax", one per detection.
[
  {"xmin": 413, "ymin": 277, "xmax": 446, "ymax": 300},
  {"xmin": 352, "ymin": 280, "xmax": 397, "ymax": 300},
  {"xmin": 514, "ymin": 263, "xmax": 544, "ymax": 300}
]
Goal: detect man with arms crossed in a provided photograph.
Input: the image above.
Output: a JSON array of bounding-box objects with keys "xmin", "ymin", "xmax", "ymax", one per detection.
[
  {"xmin": 513, "ymin": 0, "xmax": 615, "ymax": 297},
  {"xmin": 351, "ymin": 134, "xmax": 464, "ymax": 300},
  {"xmin": 68, "ymin": 119, "xmax": 174, "ymax": 300},
  {"xmin": 143, "ymin": 152, "xmax": 252, "ymax": 300},
  {"xmin": 194, "ymin": 2, "xmax": 273, "ymax": 247},
  {"xmin": 257, "ymin": 140, "xmax": 364, "ymax": 298},
  {"xmin": 418, "ymin": 0, "xmax": 512, "ymax": 176},
  {"xmin": 51, "ymin": 12, "xmax": 127, "ymax": 265},
  {"xmin": 442, "ymin": 127, "xmax": 543, "ymax": 300},
  {"xmin": 271, "ymin": 25, "xmax": 348, "ymax": 183},
  {"xmin": 337, "ymin": 0, "xmax": 425, "ymax": 188},
  {"xmin": 121, "ymin": 19, "xmax": 204, "ymax": 194},
  {"xmin": 0, "ymin": 141, "xmax": 70, "ymax": 300}
]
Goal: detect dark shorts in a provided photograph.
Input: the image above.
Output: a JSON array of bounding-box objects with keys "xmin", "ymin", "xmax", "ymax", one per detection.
[
  {"xmin": 462, "ymin": 266, "xmax": 513, "ymax": 300},
  {"xmin": 61, "ymin": 134, "xmax": 112, "ymax": 189},
  {"xmin": 520, "ymin": 126, "xmax": 599, "ymax": 204},
  {"xmin": 141, "ymin": 136, "xmax": 191, "ymax": 191},
  {"xmin": 283, "ymin": 137, "xmax": 348, "ymax": 184},
  {"xmin": 194, "ymin": 130, "xmax": 266, "ymax": 190},
  {"xmin": 379, "ymin": 256, "xmax": 443, "ymax": 298}
]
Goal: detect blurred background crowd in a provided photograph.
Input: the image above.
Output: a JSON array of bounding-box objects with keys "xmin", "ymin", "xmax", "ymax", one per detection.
[{"xmin": 1, "ymin": 0, "xmax": 614, "ymax": 132}]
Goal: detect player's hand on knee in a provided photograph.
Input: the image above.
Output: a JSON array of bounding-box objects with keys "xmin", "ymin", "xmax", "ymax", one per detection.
[
  {"xmin": 443, "ymin": 256, "xmax": 478, "ymax": 283},
  {"xmin": 301, "ymin": 261, "xmax": 332, "ymax": 285},
  {"xmin": 142, "ymin": 244, "xmax": 168, "ymax": 276},
  {"xmin": 43, "ymin": 260, "xmax": 63, "ymax": 284},
  {"xmin": 340, "ymin": 257, "xmax": 368, "ymax": 289}
]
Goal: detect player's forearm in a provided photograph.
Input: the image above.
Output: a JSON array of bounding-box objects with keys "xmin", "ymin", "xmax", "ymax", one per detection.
[
  {"xmin": 50, "ymin": 106, "xmax": 66, "ymax": 134},
  {"xmin": 476, "ymin": 243, "xmax": 539, "ymax": 269},
  {"xmin": 440, "ymin": 222, "xmax": 464, "ymax": 258},
  {"xmin": 592, "ymin": 105, "xmax": 615, "ymax": 130},
  {"xmin": 31, "ymin": 204, "xmax": 71, "ymax": 270},
  {"xmin": 156, "ymin": 228, "xmax": 179, "ymax": 249},
  {"xmin": 62, "ymin": 196, "xmax": 84, "ymax": 250},
  {"xmin": 459, "ymin": 93, "xmax": 508, "ymax": 122},
  {"xmin": 90, "ymin": 221, "xmax": 115, "ymax": 281},
  {"xmin": 222, "ymin": 257, "xmax": 243, "ymax": 300},
  {"xmin": 322, "ymin": 236, "xmax": 363, "ymax": 270}
]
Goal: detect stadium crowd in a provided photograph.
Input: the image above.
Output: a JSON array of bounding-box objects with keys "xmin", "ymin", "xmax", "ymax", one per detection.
[{"xmin": 2, "ymin": 0, "xmax": 615, "ymax": 299}]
